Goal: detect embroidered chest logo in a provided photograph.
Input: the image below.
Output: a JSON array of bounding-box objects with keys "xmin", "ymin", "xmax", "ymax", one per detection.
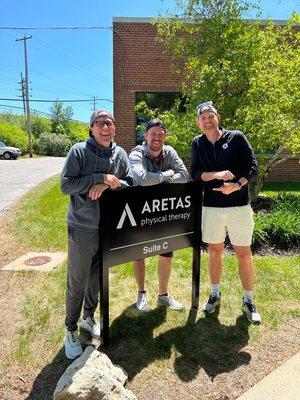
[{"xmin": 222, "ymin": 143, "xmax": 229, "ymax": 150}]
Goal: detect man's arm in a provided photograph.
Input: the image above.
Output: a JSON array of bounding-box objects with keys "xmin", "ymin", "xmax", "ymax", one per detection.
[
  {"xmin": 213, "ymin": 133, "xmax": 257, "ymax": 195},
  {"xmin": 167, "ymin": 148, "xmax": 189, "ymax": 183},
  {"xmin": 88, "ymin": 149, "xmax": 134, "ymax": 200},
  {"xmin": 190, "ymin": 138, "xmax": 235, "ymax": 182},
  {"xmin": 129, "ymin": 151, "xmax": 173, "ymax": 186},
  {"xmin": 230, "ymin": 132, "xmax": 258, "ymax": 180},
  {"xmin": 190, "ymin": 138, "xmax": 205, "ymax": 181},
  {"xmin": 201, "ymin": 170, "xmax": 235, "ymax": 182},
  {"xmin": 116, "ymin": 149, "xmax": 134, "ymax": 188},
  {"xmin": 61, "ymin": 146, "xmax": 108, "ymax": 195}
]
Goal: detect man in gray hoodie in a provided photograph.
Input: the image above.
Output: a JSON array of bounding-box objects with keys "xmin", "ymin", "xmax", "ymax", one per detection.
[
  {"xmin": 61, "ymin": 109, "xmax": 133, "ymax": 359},
  {"xmin": 129, "ymin": 119, "xmax": 189, "ymax": 312}
]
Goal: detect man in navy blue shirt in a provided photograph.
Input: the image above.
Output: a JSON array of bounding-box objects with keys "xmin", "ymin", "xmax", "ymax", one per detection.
[{"xmin": 191, "ymin": 102, "xmax": 261, "ymax": 324}]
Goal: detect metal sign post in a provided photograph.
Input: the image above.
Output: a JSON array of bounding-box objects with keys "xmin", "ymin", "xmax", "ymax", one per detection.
[{"xmin": 99, "ymin": 182, "xmax": 202, "ymax": 346}]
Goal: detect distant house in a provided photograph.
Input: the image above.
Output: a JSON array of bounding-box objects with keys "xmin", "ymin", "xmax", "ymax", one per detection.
[{"xmin": 113, "ymin": 17, "xmax": 299, "ymax": 181}]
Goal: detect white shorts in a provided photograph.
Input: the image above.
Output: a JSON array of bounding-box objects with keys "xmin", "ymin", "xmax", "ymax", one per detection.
[{"xmin": 201, "ymin": 205, "xmax": 254, "ymax": 246}]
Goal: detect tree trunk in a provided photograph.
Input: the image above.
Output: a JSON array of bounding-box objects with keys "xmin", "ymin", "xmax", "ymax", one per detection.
[{"xmin": 251, "ymin": 147, "xmax": 292, "ymax": 200}]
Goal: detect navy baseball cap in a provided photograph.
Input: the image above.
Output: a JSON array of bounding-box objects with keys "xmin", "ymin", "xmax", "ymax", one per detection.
[{"xmin": 145, "ymin": 118, "xmax": 167, "ymax": 132}]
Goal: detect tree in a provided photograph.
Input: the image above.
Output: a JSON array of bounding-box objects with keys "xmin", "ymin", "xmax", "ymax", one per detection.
[
  {"xmin": 155, "ymin": 0, "xmax": 300, "ymax": 197},
  {"xmin": 50, "ymin": 101, "xmax": 73, "ymax": 135}
]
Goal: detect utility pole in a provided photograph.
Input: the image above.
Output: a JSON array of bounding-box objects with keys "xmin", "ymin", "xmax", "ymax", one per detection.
[
  {"xmin": 19, "ymin": 73, "xmax": 26, "ymax": 114},
  {"xmin": 90, "ymin": 96, "xmax": 98, "ymax": 111},
  {"xmin": 16, "ymin": 35, "xmax": 33, "ymax": 157}
]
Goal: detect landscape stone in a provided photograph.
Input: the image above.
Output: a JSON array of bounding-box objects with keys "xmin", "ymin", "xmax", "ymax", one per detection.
[{"xmin": 53, "ymin": 346, "xmax": 137, "ymax": 400}]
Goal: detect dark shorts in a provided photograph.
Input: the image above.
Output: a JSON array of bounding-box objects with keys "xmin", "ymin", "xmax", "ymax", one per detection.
[
  {"xmin": 135, "ymin": 251, "xmax": 173, "ymax": 261},
  {"xmin": 160, "ymin": 252, "xmax": 173, "ymax": 258}
]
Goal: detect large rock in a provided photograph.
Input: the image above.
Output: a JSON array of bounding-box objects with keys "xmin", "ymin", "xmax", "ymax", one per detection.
[{"xmin": 53, "ymin": 346, "xmax": 137, "ymax": 400}]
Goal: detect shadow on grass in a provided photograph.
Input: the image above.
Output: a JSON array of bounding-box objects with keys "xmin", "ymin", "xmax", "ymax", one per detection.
[
  {"xmin": 25, "ymin": 348, "xmax": 72, "ymax": 400},
  {"xmin": 26, "ymin": 306, "xmax": 251, "ymax": 398},
  {"xmin": 104, "ymin": 305, "xmax": 251, "ymax": 382}
]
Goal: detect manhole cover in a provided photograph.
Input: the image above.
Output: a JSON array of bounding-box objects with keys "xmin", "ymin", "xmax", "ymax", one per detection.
[{"xmin": 25, "ymin": 256, "xmax": 52, "ymax": 266}]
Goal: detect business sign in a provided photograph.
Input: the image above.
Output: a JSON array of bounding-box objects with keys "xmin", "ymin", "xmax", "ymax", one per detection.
[
  {"xmin": 100, "ymin": 182, "xmax": 202, "ymax": 267},
  {"xmin": 98, "ymin": 182, "xmax": 202, "ymax": 345}
]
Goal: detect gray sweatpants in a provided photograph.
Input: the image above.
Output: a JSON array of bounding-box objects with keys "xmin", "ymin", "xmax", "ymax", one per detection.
[{"xmin": 65, "ymin": 227, "xmax": 100, "ymax": 332}]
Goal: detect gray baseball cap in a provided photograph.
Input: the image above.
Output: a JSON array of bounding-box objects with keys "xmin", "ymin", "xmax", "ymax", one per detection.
[
  {"xmin": 197, "ymin": 101, "xmax": 218, "ymax": 118},
  {"xmin": 90, "ymin": 109, "xmax": 115, "ymax": 126}
]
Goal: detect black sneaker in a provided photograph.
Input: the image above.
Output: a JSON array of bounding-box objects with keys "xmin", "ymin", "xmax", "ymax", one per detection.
[
  {"xmin": 242, "ymin": 299, "xmax": 261, "ymax": 324},
  {"xmin": 203, "ymin": 292, "xmax": 221, "ymax": 313}
]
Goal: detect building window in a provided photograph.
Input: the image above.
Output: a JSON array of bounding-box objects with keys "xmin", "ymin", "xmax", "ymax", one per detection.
[{"xmin": 135, "ymin": 92, "xmax": 185, "ymax": 145}]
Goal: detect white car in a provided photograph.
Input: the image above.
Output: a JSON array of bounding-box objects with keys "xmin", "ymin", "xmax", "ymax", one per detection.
[{"xmin": 0, "ymin": 141, "xmax": 22, "ymax": 159}]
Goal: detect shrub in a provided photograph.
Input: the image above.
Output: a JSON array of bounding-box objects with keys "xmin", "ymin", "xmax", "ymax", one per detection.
[
  {"xmin": 252, "ymin": 193, "xmax": 300, "ymax": 251},
  {"xmin": 266, "ymin": 211, "xmax": 300, "ymax": 250},
  {"xmin": 252, "ymin": 213, "xmax": 269, "ymax": 250},
  {"xmin": 67, "ymin": 121, "xmax": 88, "ymax": 144},
  {"xmin": 35, "ymin": 132, "xmax": 71, "ymax": 157},
  {"xmin": 30, "ymin": 115, "xmax": 51, "ymax": 138},
  {"xmin": 272, "ymin": 193, "xmax": 300, "ymax": 213},
  {"xmin": 0, "ymin": 120, "xmax": 28, "ymax": 153}
]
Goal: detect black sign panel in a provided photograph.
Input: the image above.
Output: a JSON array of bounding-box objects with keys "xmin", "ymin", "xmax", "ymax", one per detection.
[
  {"xmin": 100, "ymin": 182, "xmax": 202, "ymax": 267},
  {"xmin": 98, "ymin": 182, "xmax": 203, "ymax": 346}
]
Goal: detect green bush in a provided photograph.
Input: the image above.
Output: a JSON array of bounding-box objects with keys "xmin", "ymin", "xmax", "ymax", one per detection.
[
  {"xmin": 252, "ymin": 193, "xmax": 300, "ymax": 251},
  {"xmin": 35, "ymin": 132, "xmax": 71, "ymax": 157},
  {"xmin": 67, "ymin": 121, "xmax": 88, "ymax": 144},
  {"xmin": 252, "ymin": 213, "xmax": 269, "ymax": 250},
  {"xmin": 272, "ymin": 193, "xmax": 300, "ymax": 213},
  {"xmin": 266, "ymin": 211, "xmax": 300, "ymax": 250},
  {"xmin": 0, "ymin": 120, "xmax": 28, "ymax": 153},
  {"xmin": 30, "ymin": 115, "xmax": 51, "ymax": 138}
]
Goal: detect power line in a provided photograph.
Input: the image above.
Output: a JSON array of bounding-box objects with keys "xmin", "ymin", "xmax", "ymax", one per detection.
[
  {"xmin": 0, "ymin": 103, "xmax": 51, "ymax": 116},
  {"xmin": 0, "ymin": 25, "xmax": 126, "ymax": 85},
  {"xmin": 0, "ymin": 104, "xmax": 88, "ymax": 122},
  {"xmin": 0, "ymin": 26, "xmax": 111, "ymax": 30},
  {"xmin": 32, "ymin": 37, "xmax": 110, "ymax": 86},
  {"xmin": 0, "ymin": 97, "xmax": 113, "ymax": 103}
]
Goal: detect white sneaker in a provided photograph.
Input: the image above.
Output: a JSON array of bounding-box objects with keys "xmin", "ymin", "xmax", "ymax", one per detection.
[
  {"xmin": 157, "ymin": 294, "xmax": 185, "ymax": 310},
  {"xmin": 81, "ymin": 316, "xmax": 101, "ymax": 339},
  {"xmin": 63, "ymin": 330, "xmax": 83, "ymax": 360},
  {"xmin": 242, "ymin": 299, "xmax": 262, "ymax": 325},
  {"xmin": 136, "ymin": 291, "xmax": 150, "ymax": 312}
]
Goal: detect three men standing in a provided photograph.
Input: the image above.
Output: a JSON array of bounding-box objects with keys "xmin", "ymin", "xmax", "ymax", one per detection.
[
  {"xmin": 191, "ymin": 102, "xmax": 261, "ymax": 324},
  {"xmin": 61, "ymin": 103, "xmax": 260, "ymax": 359}
]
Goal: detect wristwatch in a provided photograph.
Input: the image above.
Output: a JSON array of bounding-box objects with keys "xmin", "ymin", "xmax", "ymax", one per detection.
[{"xmin": 236, "ymin": 181, "xmax": 243, "ymax": 189}]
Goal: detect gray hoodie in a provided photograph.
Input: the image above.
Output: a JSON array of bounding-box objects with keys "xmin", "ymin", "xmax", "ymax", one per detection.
[
  {"xmin": 61, "ymin": 137, "xmax": 133, "ymax": 231},
  {"xmin": 129, "ymin": 144, "xmax": 189, "ymax": 186}
]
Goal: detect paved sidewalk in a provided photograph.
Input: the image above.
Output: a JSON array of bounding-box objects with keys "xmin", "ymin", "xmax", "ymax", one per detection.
[
  {"xmin": 237, "ymin": 351, "xmax": 300, "ymax": 400},
  {"xmin": 0, "ymin": 157, "xmax": 65, "ymax": 216}
]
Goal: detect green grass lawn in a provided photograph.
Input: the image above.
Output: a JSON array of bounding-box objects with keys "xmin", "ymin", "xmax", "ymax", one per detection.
[
  {"xmin": 4, "ymin": 177, "xmax": 300, "ymax": 376},
  {"xmin": 261, "ymin": 181, "xmax": 300, "ymax": 196}
]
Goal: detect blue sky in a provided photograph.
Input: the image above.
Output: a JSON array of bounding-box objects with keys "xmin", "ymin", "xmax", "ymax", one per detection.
[{"xmin": 0, "ymin": 0, "xmax": 299, "ymax": 123}]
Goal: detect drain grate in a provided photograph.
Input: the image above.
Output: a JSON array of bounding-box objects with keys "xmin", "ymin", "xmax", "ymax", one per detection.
[{"xmin": 24, "ymin": 256, "xmax": 52, "ymax": 266}]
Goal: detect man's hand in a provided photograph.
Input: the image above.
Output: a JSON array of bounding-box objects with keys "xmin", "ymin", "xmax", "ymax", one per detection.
[
  {"xmin": 164, "ymin": 169, "xmax": 175, "ymax": 178},
  {"xmin": 89, "ymin": 183, "xmax": 109, "ymax": 200},
  {"xmin": 213, "ymin": 182, "xmax": 240, "ymax": 195},
  {"xmin": 103, "ymin": 174, "xmax": 121, "ymax": 189},
  {"xmin": 215, "ymin": 170, "xmax": 235, "ymax": 181}
]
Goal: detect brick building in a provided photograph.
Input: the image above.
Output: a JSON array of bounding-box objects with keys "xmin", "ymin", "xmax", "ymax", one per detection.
[{"xmin": 113, "ymin": 17, "xmax": 299, "ymax": 181}]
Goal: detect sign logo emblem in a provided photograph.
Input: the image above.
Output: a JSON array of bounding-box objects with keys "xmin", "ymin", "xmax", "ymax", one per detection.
[
  {"xmin": 222, "ymin": 143, "xmax": 228, "ymax": 149},
  {"xmin": 116, "ymin": 203, "xmax": 137, "ymax": 229}
]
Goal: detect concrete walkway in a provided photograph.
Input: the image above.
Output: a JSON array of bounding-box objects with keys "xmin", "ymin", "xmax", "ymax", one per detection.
[
  {"xmin": 237, "ymin": 351, "xmax": 300, "ymax": 400},
  {"xmin": 0, "ymin": 157, "xmax": 65, "ymax": 216}
]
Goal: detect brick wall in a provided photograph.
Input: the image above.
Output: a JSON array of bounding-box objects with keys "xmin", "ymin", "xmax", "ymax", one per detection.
[
  {"xmin": 113, "ymin": 18, "xmax": 182, "ymax": 152},
  {"xmin": 183, "ymin": 156, "xmax": 300, "ymax": 181},
  {"xmin": 113, "ymin": 17, "xmax": 299, "ymax": 182},
  {"xmin": 262, "ymin": 156, "xmax": 300, "ymax": 181}
]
